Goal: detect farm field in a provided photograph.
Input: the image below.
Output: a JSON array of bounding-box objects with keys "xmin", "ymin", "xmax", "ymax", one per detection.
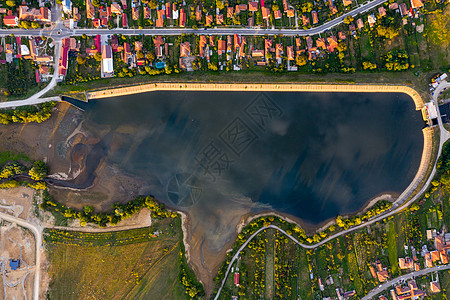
[{"xmin": 44, "ymin": 217, "xmax": 189, "ymax": 300}]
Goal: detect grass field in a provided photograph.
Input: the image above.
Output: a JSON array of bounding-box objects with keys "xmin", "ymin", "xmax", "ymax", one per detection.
[
  {"xmin": 45, "ymin": 217, "xmax": 191, "ymax": 300},
  {"xmin": 387, "ymin": 221, "xmax": 399, "ymax": 276}
]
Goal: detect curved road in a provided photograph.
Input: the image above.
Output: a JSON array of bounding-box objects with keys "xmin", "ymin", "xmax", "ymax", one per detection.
[
  {"xmin": 215, "ymin": 83, "xmax": 450, "ymax": 299},
  {"xmin": 0, "ymin": 212, "xmax": 42, "ymax": 300}
]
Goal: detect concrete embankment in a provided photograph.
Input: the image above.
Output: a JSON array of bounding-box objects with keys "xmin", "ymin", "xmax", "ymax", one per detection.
[{"xmin": 86, "ymin": 82, "xmax": 424, "ymax": 110}]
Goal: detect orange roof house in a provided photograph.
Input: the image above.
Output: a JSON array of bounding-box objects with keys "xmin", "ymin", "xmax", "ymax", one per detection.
[
  {"xmin": 339, "ymin": 31, "xmax": 346, "ymax": 40},
  {"xmin": 343, "ymin": 0, "xmax": 352, "ymax": 6},
  {"xmin": 180, "ymin": 42, "xmax": 190, "ymax": 57},
  {"xmin": 378, "ymin": 6, "xmax": 386, "ymax": 16},
  {"xmin": 261, "ymin": 7, "xmax": 270, "ymax": 20},
  {"xmin": 93, "ymin": 18, "xmax": 100, "ymax": 27},
  {"xmin": 430, "ymin": 282, "xmax": 441, "ymax": 293},
  {"xmin": 156, "ymin": 9, "xmax": 165, "ymax": 27},
  {"xmin": 431, "ymin": 250, "xmax": 440, "ymax": 262},
  {"xmin": 286, "ymin": 9, "xmax": 295, "ymax": 17},
  {"xmin": 302, "ymin": 15, "xmax": 310, "ymax": 26},
  {"xmin": 287, "ymin": 46, "xmax": 294, "ymax": 60},
  {"xmin": 87, "ymin": 0, "xmax": 95, "ymax": 18},
  {"xmin": 195, "ymin": 6, "xmax": 202, "ymax": 21},
  {"xmin": 227, "ymin": 35, "xmax": 232, "ymax": 52},
  {"xmin": 218, "ymin": 39, "xmax": 226, "ymax": 55},
  {"xmin": 264, "ymin": 39, "xmax": 272, "ymax": 56},
  {"xmin": 356, "ymin": 18, "xmax": 364, "ymax": 30},
  {"xmin": 425, "ymin": 253, "xmax": 433, "ymax": 268},
  {"xmin": 369, "ymin": 265, "xmax": 377, "ymax": 278},
  {"xmin": 111, "ymin": 3, "xmax": 122, "ymax": 14},
  {"xmin": 199, "ymin": 35, "xmax": 207, "ymax": 57},
  {"xmin": 132, "ymin": 7, "xmax": 139, "ymax": 20},
  {"xmin": 274, "ymin": 10, "xmax": 282, "ymax": 19},
  {"xmin": 441, "ymin": 251, "xmax": 449, "ymax": 264},
  {"xmin": 144, "ymin": 7, "xmax": 151, "ymax": 19},
  {"xmin": 179, "ymin": 9, "xmax": 186, "ymax": 27},
  {"xmin": 312, "ymin": 11, "xmax": 318, "ymax": 24},
  {"xmin": 306, "ymin": 36, "xmax": 313, "ymax": 49},
  {"xmin": 3, "ymin": 15, "xmax": 18, "ymax": 26},
  {"xmin": 252, "ymin": 49, "xmax": 264, "ymax": 57},
  {"xmin": 205, "ymin": 14, "xmax": 213, "ymax": 26},
  {"xmin": 398, "ymin": 257, "xmax": 414, "ymax": 269},
  {"xmin": 227, "ymin": 7, "xmax": 234, "ymax": 18},
  {"xmin": 216, "ymin": 14, "xmax": 223, "ymax": 24},
  {"xmin": 327, "ymin": 36, "xmax": 338, "ymax": 52},
  {"xmin": 327, "ymin": 0, "xmax": 338, "ymax": 14},
  {"xmin": 410, "ymin": 0, "xmax": 424, "ymax": 8},
  {"xmin": 377, "ymin": 270, "xmax": 389, "ymax": 282},
  {"xmin": 295, "ymin": 37, "xmax": 301, "ymax": 49},
  {"xmin": 249, "ymin": 1, "xmax": 258, "ymax": 11},
  {"xmin": 275, "ymin": 43, "xmax": 283, "ymax": 59},
  {"xmin": 18, "ymin": 6, "xmax": 50, "ymax": 22},
  {"xmin": 316, "ymin": 38, "xmax": 326, "ymax": 50}
]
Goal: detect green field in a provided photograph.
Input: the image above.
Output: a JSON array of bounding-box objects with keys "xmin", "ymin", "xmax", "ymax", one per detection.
[
  {"xmin": 387, "ymin": 221, "xmax": 399, "ymax": 276},
  {"xmin": 45, "ymin": 217, "xmax": 194, "ymax": 300}
]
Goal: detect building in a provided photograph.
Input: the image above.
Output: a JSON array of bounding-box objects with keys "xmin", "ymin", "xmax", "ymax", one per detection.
[
  {"xmin": 249, "ymin": 1, "xmax": 258, "ymax": 11},
  {"xmin": 101, "ymin": 44, "xmax": 113, "ymax": 77},
  {"xmin": 62, "ymin": 0, "xmax": 72, "ymax": 14},
  {"xmin": 274, "ymin": 10, "xmax": 282, "ymax": 19},
  {"xmin": 343, "ymin": 0, "xmax": 352, "ymax": 6},
  {"xmin": 312, "ymin": 11, "xmax": 319, "ymax": 24},
  {"xmin": 179, "ymin": 9, "xmax": 186, "ymax": 27},
  {"xmin": 3, "ymin": 15, "xmax": 18, "ymax": 26},
  {"xmin": 378, "ymin": 6, "xmax": 386, "ymax": 16},
  {"xmin": 430, "ymin": 281, "xmax": 441, "ymax": 293},
  {"xmin": 262, "ymin": 7, "xmax": 270, "ymax": 20},
  {"xmin": 234, "ymin": 272, "xmax": 239, "ymax": 286},
  {"xmin": 180, "ymin": 42, "xmax": 190, "ymax": 57},
  {"xmin": 19, "ymin": 6, "xmax": 51, "ymax": 22},
  {"xmin": 216, "ymin": 14, "xmax": 223, "ymax": 24},
  {"xmin": 111, "ymin": 3, "xmax": 122, "ymax": 14},
  {"xmin": 368, "ymin": 14, "xmax": 376, "ymax": 27},
  {"xmin": 318, "ymin": 277, "xmax": 324, "ymax": 291},
  {"xmin": 9, "ymin": 259, "xmax": 20, "ymax": 270},
  {"xmin": 86, "ymin": 0, "xmax": 95, "ymax": 19},
  {"xmin": 356, "ymin": 18, "xmax": 364, "ymax": 30},
  {"xmin": 59, "ymin": 38, "xmax": 69, "ymax": 77},
  {"xmin": 410, "ymin": 0, "xmax": 424, "ymax": 8},
  {"xmin": 399, "ymin": 3, "xmax": 408, "ymax": 16}
]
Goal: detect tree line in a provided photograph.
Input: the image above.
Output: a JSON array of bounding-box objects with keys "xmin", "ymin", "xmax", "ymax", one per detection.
[{"xmin": 0, "ymin": 101, "xmax": 56, "ymax": 125}]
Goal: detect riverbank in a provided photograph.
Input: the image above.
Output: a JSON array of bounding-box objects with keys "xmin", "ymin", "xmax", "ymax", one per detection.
[{"xmin": 86, "ymin": 82, "xmax": 425, "ymax": 110}]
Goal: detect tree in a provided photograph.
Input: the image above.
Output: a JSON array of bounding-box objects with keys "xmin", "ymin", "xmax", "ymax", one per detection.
[
  {"xmin": 76, "ymin": 55, "xmax": 86, "ymax": 65},
  {"xmin": 148, "ymin": 0, "xmax": 157, "ymax": 9},
  {"xmin": 301, "ymin": 2, "xmax": 313, "ymax": 13},
  {"xmin": 343, "ymin": 16, "xmax": 354, "ymax": 24},
  {"xmin": 6, "ymin": 0, "xmax": 15, "ymax": 7},
  {"xmin": 337, "ymin": 42, "xmax": 346, "ymax": 52},
  {"xmin": 272, "ymin": 4, "xmax": 279, "ymax": 11},
  {"xmin": 146, "ymin": 52, "xmax": 155, "ymax": 61},
  {"xmin": 216, "ymin": 0, "xmax": 224, "ymax": 9},
  {"xmin": 29, "ymin": 161, "xmax": 48, "ymax": 181},
  {"xmin": 92, "ymin": 0, "xmax": 100, "ymax": 7},
  {"xmin": 296, "ymin": 54, "xmax": 307, "ymax": 66},
  {"xmin": 94, "ymin": 52, "xmax": 102, "ymax": 61},
  {"xmin": 136, "ymin": 50, "xmax": 144, "ymax": 59}
]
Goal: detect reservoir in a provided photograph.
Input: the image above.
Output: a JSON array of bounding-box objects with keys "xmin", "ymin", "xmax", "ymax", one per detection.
[{"xmin": 75, "ymin": 90, "xmax": 424, "ymax": 224}]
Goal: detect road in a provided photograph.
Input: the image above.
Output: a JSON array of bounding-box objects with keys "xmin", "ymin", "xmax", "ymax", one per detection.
[
  {"xmin": 0, "ymin": 0, "xmax": 386, "ymax": 38},
  {"xmin": 215, "ymin": 92, "xmax": 450, "ymax": 299},
  {"xmin": 0, "ymin": 212, "xmax": 43, "ymax": 300},
  {"xmin": 362, "ymin": 264, "xmax": 450, "ymax": 299}
]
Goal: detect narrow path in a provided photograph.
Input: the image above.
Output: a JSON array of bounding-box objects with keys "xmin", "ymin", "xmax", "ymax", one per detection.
[{"xmin": 0, "ymin": 212, "xmax": 42, "ymax": 300}]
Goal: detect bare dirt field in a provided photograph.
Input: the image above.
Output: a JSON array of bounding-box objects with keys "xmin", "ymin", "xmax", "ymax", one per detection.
[{"xmin": 0, "ymin": 187, "xmax": 34, "ymax": 219}]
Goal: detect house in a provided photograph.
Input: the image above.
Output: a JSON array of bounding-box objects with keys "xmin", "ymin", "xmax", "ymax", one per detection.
[
  {"xmin": 62, "ymin": 0, "xmax": 72, "ymax": 14},
  {"xmin": 156, "ymin": 9, "xmax": 165, "ymax": 27},
  {"xmin": 195, "ymin": 6, "xmax": 202, "ymax": 21},
  {"xmin": 101, "ymin": 44, "xmax": 113, "ymax": 77},
  {"xmin": 227, "ymin": 35, "xmax": 232, "ymax": 52},
  {"xmin": 343, "ymin": 0, "xmax": 352, "ymax": 6},
  {"xmin": 414, "ymin": 262, "xmax": 420, "ymax": 271},
  {"xmin": 287, "ymin": 46, "xmax": 294, "ymax": 60},
  {"xmin": 93, "ymin": 18, "xmax": 100, "ymax": 27},
  {"xmin": 233, "ymin": 34, "xmax": 240, "ymax": 51},
  {"xmin": 425, "ymin": 253, "xmax": 433, "ymax": 268},
  {"xmin": 3, "ymin": 15, "xmax": 18, "ymax": 26},
  {"xmin": 379, "ymin": 296, "xmax": 388, "ymax": 300},
  {"xmin": 318, "ymin": 277, "xmax": 324, "ymax": 291},
  {"xmin": 122, "ymin": 42, "xmax": 131, "ymax": 62},
  {"xmin": 234, "ymin": 272, "xmax": 239, "ymax": 286},
  {"xmin": 18, "ymin": 6, "xmax": 51, "ymax": 22},
  {"xmin": 135, "ymin": 41, "xmax": 143, "ymax": 52},
  {"xmin": 179, "ymin": 9, "xmax": 186, "ymax": 27},
  {"xmin": 165, "ymin": 2, "xmax": 171, "ymax": 18},
  {"xmin": 59, "ymin": 38, "xmax": 69, "ymax": 77},
  {"xmin": 132, "ymin": 7, "xmax": 139, "ymax": 20},
  {"xmin": 101, "ymin": 17, "xmax": 107, "ymax": 26},
  {"xmin": 144, "ymin": 7, "xmax": 151, "ymax": 19},
  {"xmin": 378, "ymin": 6, "xmax": 386, "ymax": 16},
  {"xmin": 205, "ymin": 15, "xmax": 213, "ymax": 26},
  {"xmin": 122, "ymin": 13, "xmax": 128, "ymax": 27},
  {"xmin": 274, "ymin": 10, "xmax": 282, "ymax": 19},
  {"xmin": 239, "ymin": 37, "xmax": 246, "ymax": 57},
  {"xmin": 410, "ymin": 0, "xmax": 424, "ymax": 8},
  {"xmin": 306, "ymin": 36, "xmax": 313, "ymax": 50},
  {"xmin": 398, "ymin": 257, "xmax": 414, "ymax": 269},
  {"xmin": 216, "ymin": 14, "xmax": 224, "ymax": 24},
  {"xmin": 430, "ymin": 281, "xmax": 441, "ymax": 293},
  {"xmin": 393, "ymin": 280, "xmax": 426, "ymax": 299},
  {"xmin": 0, "ymin": 8, "xmax": 7, "ymax": 13},
  {"xmin": 154, "ymin": 36, "xmax": 164, "ymax": 58},
  {"xmin": 368, "ymin": 14, "xmax": 376, "ymax": 27},
  {"xmin": 316, "ymin": 38, "xmax": 326, "ymax": 50},
  {"xmin": 440, "ymin": 251, "xmax": 449, "ymax": 264},
  {"xmin": 111, "ymin": 3, "xmax": 122, "ymax": 14},
  {"xmin": 295, "ymin": 37, "xmax": 301, "ymax": 49},
  {"xmin": 327, "ymin": 0, "xmax": 338, "ymax": 14},
  {"xmin": 302, "ymin": 15, "xmax": 310, "ymax": 26},
  {"xmin": 180, "ymin": 42, "xmax": 190, "ymax": 57},
  {"xmin": 389, "ymin": 2, "xmax": 399, "ymax": 9},
  {"xmin": 218, "ymin": 39, "xmax": 226, "ymax": 55},
  {"xmin": 356, "ymin": 18, "xmax": 364, "ymax": 30},
  {"xmin": 312, "ymin": 11, "xmax": 318, "ymax": 24},
  {"xmin": 235, "ymin": 4, "xmax": 247, "ymax": 14},
  {"xmin": 369, "ymin": 265, "xmax": 377, "ymax": 278},
  {"xmin": 264, "ymin": 39, "xmax": 272, "ymax": 56},
  {"xmin": 399, "ymin": 3, "xmax": 408, "ymax": 16},
  {"xmin": 249, "ymin": 1, "xmax": 258, "ymax": 11},
  {"xmin": 172, "ymin": 3, "xmax": 178, "ymax": 19},
  {"xmin": 199, "ymin": 35, "xmax": 207, "ymax": 58},
  {"xmin": 339, "ymin": 31, "xmax": 346, "ymax": 40},
  {"xmin": 9, "ymin": 259, "xmax": 20, "ymax": 270},
  {"xmin": 227, "ymin": 7, "xmax": 234, "ymax": 18},
  {"xmin": 377, "ymin": 270, "xmax": 389, "ymax": 282},
  {"xmin": 86, "ymin": 0, "xmax": 95, "ymax": 19},
  {"xmin": 275, "ymin": 43, "xmax": 283, "ymax": 61},
  {"xmin": 286, "ymin": 9, "xmax": 294, "ymax": 17},
  {"xmin": 262, "ymin": 7, "xmax": 270, "ymax": 20}
]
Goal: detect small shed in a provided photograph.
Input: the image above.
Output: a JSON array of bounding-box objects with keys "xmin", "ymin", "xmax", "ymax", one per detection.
[{"xmin": 10, "ymin": 259, "xmax": 20, "ymax": 270}]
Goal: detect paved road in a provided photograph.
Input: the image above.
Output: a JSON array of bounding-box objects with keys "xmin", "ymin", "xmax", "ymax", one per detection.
[
  {"xmin": 215, "ymin": 99, "xmax": 450, "ymax": 299},
  {"xmin": 0, "ymin": 0, "xmax": 386, "ymax": 38},
  {"xmin": 362, "ymin": 264, "xmax": 450, "ymax": 300},
  {"xmin": 0, "ymin": 212, "xmax": 43, "ymax": 300}
]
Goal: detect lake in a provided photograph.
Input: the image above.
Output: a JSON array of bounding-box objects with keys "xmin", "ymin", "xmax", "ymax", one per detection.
[{"xmin": 76, "ymin": 90, "xmax": 424, "ymax": 224}]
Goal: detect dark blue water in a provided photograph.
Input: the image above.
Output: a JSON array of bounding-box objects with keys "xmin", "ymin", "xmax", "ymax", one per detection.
[{"xmin": 80, "ymin": 91, "xmax": 424, "ymax": 224}]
